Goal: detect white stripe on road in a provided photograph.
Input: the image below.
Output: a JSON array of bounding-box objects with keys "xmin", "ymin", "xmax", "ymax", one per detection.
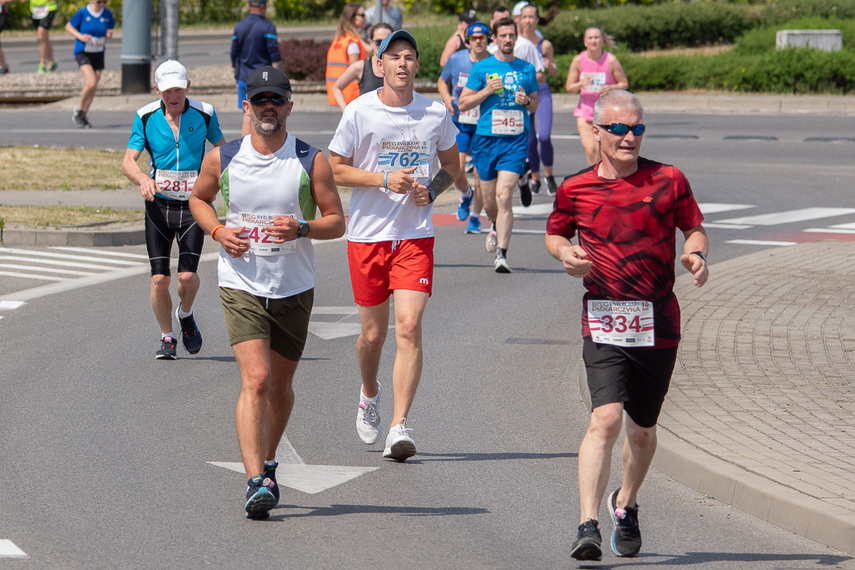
[
  {"xmin": 803, "ymin": 228, "xmax": 855, "ymax": 234},
  {"xmin": 0, "ymin": 540, "xmax": 26, "ymax": 558},
  {"xmin": 0, "ymin": 301, "xmax": 26, "ymax": 310},
  {"xmin": 0, "ymin": 270, "xmax": 68, "ymax": 281},
  {"xmin": 698, "ymin": 202, "xmax": 755, "ymax": 215},
  {"xmin": 715, "ymin": 207, "xmax": 855, "ymax": 227},
  {"xmin": 50, "ymin": 246, "xmax": 149, "ymax": 259},
  {"xmin": 702, "ymin": 223, "xmax": 753, "ymax": 230},
  {"xmin": 0, "ymin": 255, "xmax": 118, "ymax": 271},
  {"xmin": 0, "ymin": 263, "xmax": 95, "ymax": 276},
  {"xmin": 727, "ymin": 239, "xmax": 798, "ymax": 247},
  {"xmin": 1, "ymin": 247, "xmax": 144, "ymax": 265}
]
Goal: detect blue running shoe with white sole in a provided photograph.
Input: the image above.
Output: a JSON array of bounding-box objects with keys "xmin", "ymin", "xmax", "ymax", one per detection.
[
  {"xmin": 245, "ymin": 475, "xmax": 277, "ymax": 519},
  {"xmin": 465, "ymin": 216, "xmax": 481, "ymax": 234},
  {"xmin": 457, "ymin": 189, "xmax": 473, "ymax": 221}
]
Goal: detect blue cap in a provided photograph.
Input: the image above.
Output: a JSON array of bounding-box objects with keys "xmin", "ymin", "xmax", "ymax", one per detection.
[
  {"xmin": 466, "ymin": 21, "xmax": 490, "ymax": 39},
  {"xmin": 377, "ymin": 29, "xmax": 419, "ymax": 59}
]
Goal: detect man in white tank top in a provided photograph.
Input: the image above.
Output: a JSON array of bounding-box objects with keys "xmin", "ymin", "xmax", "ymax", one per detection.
[
  {"xmin": 190, "ymin": 67, "xmax": 346, "ymax": 520},
  {"xmin": 329, "ymin": 30, "xmax": 460, "ymax": 462}
]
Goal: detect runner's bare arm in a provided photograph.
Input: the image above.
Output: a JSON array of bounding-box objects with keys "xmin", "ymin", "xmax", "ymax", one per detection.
[
  {"xmin": 333, "ymin": 60, "xmax": 364, "ymax": 112},
  {"xmin": 459, "ymin": 82, "xmax": 500, "ymax": 113},
  {"xmin": 329, "ymin": 151, "xmax": 417, "ymax": 194},
  {"xmin": 437, "ymin": 76, "xmax": 455, "ymax": 115},
  {"xmin": 306, "ymin": 151, "xmax": 347, "ymax": 240},
  {"xmin": 189, "ymin": 148, "xmax": 250, "ymax": 257},
  {"xmin": 121, "ymin": 148, "xmax": 157, "ymax": 202},
  {"xmin": 545, "ymin": 234, "xmax": 592, "ymax": 278},
  {"xmin": 680, "ymin": 224, "xmax": 709, "ymax": 287},
  {"xmin": 423, "ymin": 144, "xmax": 461, "ymax": 203}
]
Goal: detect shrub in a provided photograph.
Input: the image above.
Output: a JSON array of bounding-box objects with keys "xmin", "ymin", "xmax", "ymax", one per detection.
[
  {"xmin": 412, "ymin": 23, "xmax": 457, "ymax": 80},
  {"xmin": 279, "ymin": 38, "xmax": 329, "ymax": 81}
]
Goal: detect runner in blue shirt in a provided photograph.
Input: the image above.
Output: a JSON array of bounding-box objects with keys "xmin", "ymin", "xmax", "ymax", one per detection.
[
  {"xmin": 121, "ymin": 60, "xmax": 226, "ymax": 360},
  {"xmin": 438, "ymin": 20, "xmax": 491, "ymax": 234},
  {"xmin": 64, "ymin": 0, "xmax": 114, "ymax": 128},
  {"xmin": 459, "ymin": 17, "xmax": 538, "ymax": 273}
]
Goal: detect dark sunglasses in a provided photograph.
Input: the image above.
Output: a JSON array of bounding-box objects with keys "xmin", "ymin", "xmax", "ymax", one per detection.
[
  {"xmin": 374, "ymin": 39, "xmax": 383, "ymax": 46},
  {"xmin": 354, "ymin": 11, "xmax": 365, "ymax": 17},
  {"xmin": 597, "ymin": 123, "xmax": 646, "ymax": 136},
  {"xmin": 250, "ymin": 96, "xmax": 289, "ymax": 106}
]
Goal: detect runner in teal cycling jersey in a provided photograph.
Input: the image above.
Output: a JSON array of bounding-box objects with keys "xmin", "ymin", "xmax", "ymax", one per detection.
[{"xmin": 122, "ymin": 60, "xmax": 226, "ymax": 360}]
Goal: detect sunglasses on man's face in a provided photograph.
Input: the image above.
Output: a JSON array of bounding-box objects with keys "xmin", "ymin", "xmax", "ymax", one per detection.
[
  {"xmin": 596, "ymin": 123, "xmax": 646, "ymax": 136},
  {"xmin": 374, "ymin": 39, "xmax": 383, "ymax": 46},
  {"xmin": 250, "ymin": 96, "xmax": 289, "ymax": 107}
]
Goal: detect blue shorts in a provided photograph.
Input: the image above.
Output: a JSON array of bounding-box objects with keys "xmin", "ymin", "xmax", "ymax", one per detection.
[
  {"xmin": 471, "ymin": 133, "xmax": 528, "ymax": 181},
  {"xmin": 453, "ymin": 121, "xmax": 477, "ymax": 154},
  {"xmin": 237, "ymin": 80, "xmax": 247, "ymax": 109}
]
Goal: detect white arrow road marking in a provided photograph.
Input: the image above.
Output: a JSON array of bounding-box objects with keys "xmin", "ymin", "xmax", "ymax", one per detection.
[
  {"xmin": 0, "ymin": 540, "xmax": 26, "ymax": 558},
  {"xmin": 308, "ymin": 306, "xmax": 380, "ymax": 340},
  {"xmin": 512, "ymin": 203, "xmax": 553, "ymax": 216},
  {"xmin": 716, "ymin": 207, "xmax": 855, "ymax": 227},
  {"xmin": 209, "ymin": 437, "xmax": 378, "ymax": 495},
  {"xmin": 698, "ymin": 202, "xmax": 755, "ymax": 215}
]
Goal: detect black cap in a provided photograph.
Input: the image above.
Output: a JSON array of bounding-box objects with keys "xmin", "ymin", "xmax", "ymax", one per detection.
[
  {"xmin": 246, "ymin": 66, "xmax": 292, "ymax": 100},
  {"xmin": 459, "ymin": 9, "xmax": 477, "ymax": 23}
]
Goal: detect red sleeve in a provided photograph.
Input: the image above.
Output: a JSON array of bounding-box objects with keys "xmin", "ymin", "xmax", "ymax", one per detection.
[{"xmin": 546, "ymin": 180, "xmax": 578, "ymax": 239}]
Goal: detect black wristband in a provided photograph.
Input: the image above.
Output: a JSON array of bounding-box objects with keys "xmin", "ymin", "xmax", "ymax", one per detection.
[{"xmin": 690, "ymin": 250, "xmax": 707, "ymax": 263}]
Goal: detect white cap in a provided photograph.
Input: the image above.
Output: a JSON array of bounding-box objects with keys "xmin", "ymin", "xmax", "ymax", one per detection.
[
  {"xmin": 154, "ymin": 60, "xmax": 188, "ymax": 91},
  {"xmin": 512, "ymin": 0, "xmax": 529, "ymax": 16}
]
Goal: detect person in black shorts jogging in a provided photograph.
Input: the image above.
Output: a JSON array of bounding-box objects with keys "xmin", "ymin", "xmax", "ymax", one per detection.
[
  {"xmin": 65, "ymin": 0, "xmax": 115, "ymax": 128},
  {"xmin": 121, "ymin": 60, "xmax": 226, "ymax": 360},
  {"xmin": 545, "ymin": 89, "xmax": 709, "ymax": 561}
]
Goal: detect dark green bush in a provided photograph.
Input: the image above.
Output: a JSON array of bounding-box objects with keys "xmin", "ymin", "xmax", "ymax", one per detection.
[
  {"xmin": 733, "ymin": 16, "xmax": 855, "ymax": 56},
  {"xmin": 413, "ymin": 23, "xmax": 456, "ymax": 80},
  {"xmin": 763, "ymin": 0, "xmax": 855, "ymax": 26},
  {"xmin": 279, "ymin": 38, "xmax": 329, "ymax": 80}
]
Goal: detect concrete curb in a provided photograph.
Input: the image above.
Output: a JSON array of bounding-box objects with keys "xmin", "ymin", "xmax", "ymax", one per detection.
[
  {"xmin": 1, "ymin": 225, "xmax": 146, "ymax": 247},
  {"xmin": 654, "ymin": 427, "xmax": 855, "ymax": 556}
]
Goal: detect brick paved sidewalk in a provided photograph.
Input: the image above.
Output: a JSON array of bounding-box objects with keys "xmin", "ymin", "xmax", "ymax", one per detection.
[{"xmin": 655, "ymin": 241, "xmax": 855, "ymax": 555}]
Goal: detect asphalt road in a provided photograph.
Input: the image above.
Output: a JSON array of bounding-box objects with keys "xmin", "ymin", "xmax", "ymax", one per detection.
[{"xmin": 2, "ymin": 109, "xmax": 855, "ymax": 566}]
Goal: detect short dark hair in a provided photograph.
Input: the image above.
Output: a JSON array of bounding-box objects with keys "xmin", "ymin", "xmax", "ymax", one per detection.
[{"xmin": 492, "ymin": 16, "xmax": 516, "ymax": 36}]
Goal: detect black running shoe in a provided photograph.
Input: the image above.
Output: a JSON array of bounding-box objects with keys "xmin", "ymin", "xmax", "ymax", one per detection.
[
  {"xmin": 609, "ymin": 488, "xmax": 642, "ymax": 557},
  {"xmin": 80, "ymin": 115, "xmax": 93, "ymax": 129},
  {"xmin": 245, "ymin": 474, "xmax": 277, "ymax": 519},
  {"xmin": 570, "ymin": 519, "xmax": 602, "ymax": 561},
  {"xmin": 155, "ymin": 335, "xmax": 177, "ymax": 360},
  {"xmin": 263, "ymin": 461, "xmax": 280, "ymax": 505},
  {"xmin": 519, "ymin": 178, "xmax": 532, "ymax": 207},
  {"xmin": 530, "ymin": 179, "xmax": 542, "ymax": 195},
  {"xmin": 176, "ymin": 308, "xmax": 203, "ymax": 354}
]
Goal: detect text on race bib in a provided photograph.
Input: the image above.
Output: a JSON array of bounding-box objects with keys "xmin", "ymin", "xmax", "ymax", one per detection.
[
  {"xmin": 581, "ymin": 71, "xmax": 607, "ymax": 92},
  {"xmin": 458, "ymin": 105, "xmax": 480, "ymax": 125},
  {"xmin": 239, "ymin": 213, "xmax": 296, "ymax": 256},
  {"xmin": 155, "ymin": 169, "xmax": 197, "ymax": 201},
  {"xmin": 587, "ymin": 300, "xmax": 654, "ymax": 347},
  {"xmin": 377, "ymin": 140, "xmax": 430, "ymax": 178},
  {"xmin": 491, "ymin": 109, "xmax": 524, "ymax": 135},
  {"xmin": 84, "ymin": 36, "xmax": 106, "ymax": 53},
  {"xmin": 32, "ymin": 5, "xmax": 50, "ymax": 18}
]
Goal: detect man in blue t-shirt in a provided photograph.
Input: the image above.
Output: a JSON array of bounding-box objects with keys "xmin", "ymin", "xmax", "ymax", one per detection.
[
  {"xmin": 231, "ymin": 0, "xmax": 282, "ymax": 135},
  {"xmin": 459, "ymin": 17, "xmax": 538, "ymax": 273},
  {"xmin": 438, "ymin": 20, "xmax": 491, "ymax": 234},
  {"xmin": 121, "ymin": 60, "xmax": 226, "ymax": 361}
]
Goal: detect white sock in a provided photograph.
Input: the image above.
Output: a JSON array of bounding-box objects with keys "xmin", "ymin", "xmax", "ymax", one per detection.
[
  {"xmin": 162, "ymin": 332, "xmax": 176, "ymax": 340},
  {"xmin": 177, "ymin": 305, "xmax": 192, "ymax": 318}
]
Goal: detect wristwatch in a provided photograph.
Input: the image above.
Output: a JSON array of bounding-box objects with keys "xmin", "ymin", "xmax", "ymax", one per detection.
[
  {"xmin": 690, "ymin": 250, "xmax": 707, "ymax": 263},
  {"xmin": 297, "ymin": 220, "xmax": 310, "ymax": 238}
]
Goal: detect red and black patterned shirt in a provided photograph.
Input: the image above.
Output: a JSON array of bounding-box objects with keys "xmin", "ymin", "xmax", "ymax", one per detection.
[{"xmin": 546, "ymin": 158, "xmax": 704, "ymax": 348}]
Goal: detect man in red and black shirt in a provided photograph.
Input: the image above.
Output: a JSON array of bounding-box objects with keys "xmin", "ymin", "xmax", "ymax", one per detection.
[{"xmin": 545, "ymin": 89, "xmax": 708, "ymax": 561}]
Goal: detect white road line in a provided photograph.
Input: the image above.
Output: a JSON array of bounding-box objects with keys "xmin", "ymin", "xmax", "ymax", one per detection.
[
  {"xmin": 702, "ymin": 223, "xmax": 753, "ymax": 230},
  {"xmin": 0, "ymin": 270, "xmax": 68, "ymax": 281},
  {"xmin": 698, "ymin": 202, "xmax": 755, "ymax": 215},
  {"xmin": 0, "ymin": 263, "xmax": 94, "ymax": 276},
  {"xmin": 1, "ymin": 247, "xmax": 144, "ymax": 266},
  {"xmin": 50, "ymin": 246, "xmax": 149, "ymax": 259},
  {"xmin": 715, "ymin": 207, "xmax": 855, "ymax": 226},
  {"xmin": 803, "ymin": 228, "xmax": 855, "ymax": 234},
  {"xmin": 0, "ymin": 301, "xmax": 25, "ymax": 310},
  {"xmin": 727, "ymin": 239, "xmax": 798, "ymax": 247},
  {"xmin": 0, "ymin": 540, "xmax": 26, "ymax": 558},
  {"xmin": 0, "ymin": 255, "xmax": 114, "ymax": 271}
]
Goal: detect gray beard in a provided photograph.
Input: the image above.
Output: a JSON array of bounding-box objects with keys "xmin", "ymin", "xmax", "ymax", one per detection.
[{"xmin": 251, "ymin": 114, "xmax": 285, "ymax": 136}]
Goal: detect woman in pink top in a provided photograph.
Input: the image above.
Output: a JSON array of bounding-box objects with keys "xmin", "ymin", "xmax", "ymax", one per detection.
[{"xmin": 565, "ymin": 27, "xmax": 629, "ymax": 165}]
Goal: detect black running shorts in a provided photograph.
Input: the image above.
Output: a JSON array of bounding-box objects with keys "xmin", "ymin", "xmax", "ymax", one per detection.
[
  {"xmin": 219, "ymin": 287, "xmax": 314, "ymax": 361},
  {"xmin": 582, "ymin": 338, "xmax": 678, "ymax": 428},
  {"xmin": 32, "ymin": 10, "xmax": 57, "ymax": 29},
  {"xmin": 144, "ymin": 197, "xmax": 204, "ymax": 276},
  {"xmin": 76, "ymin": 51, "xmax": 105, "ymax": 71}
]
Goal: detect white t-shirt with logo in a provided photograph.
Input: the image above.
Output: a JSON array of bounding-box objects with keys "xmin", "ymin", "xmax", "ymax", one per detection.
[{"xmin": 328, "ymin": 89, "xmax": 458, "ymax": 243}]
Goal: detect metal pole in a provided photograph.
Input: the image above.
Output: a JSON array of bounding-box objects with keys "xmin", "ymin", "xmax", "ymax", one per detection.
[
  {"xmin": 121, "ymin": 0, "xmax": 153, "ymax": 94},
  {"xmin": 161, "ymin": 0, "xmax": 179, "ymax": 61}
]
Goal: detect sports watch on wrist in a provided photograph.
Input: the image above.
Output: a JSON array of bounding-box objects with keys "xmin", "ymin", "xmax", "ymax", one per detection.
[{"xmin": 297, "ymin": 220, "xmax": 310, "ymax": 238}]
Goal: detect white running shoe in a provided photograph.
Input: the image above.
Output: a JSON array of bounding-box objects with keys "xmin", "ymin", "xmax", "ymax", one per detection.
[
  {"xmin": 494, "ymin": 251, "xmax": 511, "ymax": 273},
  {"xmin": 486, "ymin": 223, "xmax": 498, "ymax": 253},
  {"xmin": 356, "ymin": 383, "xmax": 382, "ymax": 444},
  {"xmin": 382, "ymin": 418, "xmax": 416, "ymax": 461}
]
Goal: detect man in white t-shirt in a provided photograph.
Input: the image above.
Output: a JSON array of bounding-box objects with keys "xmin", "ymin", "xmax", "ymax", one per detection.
[{"xmin": 329, "ymin": 30, "xmax": 459, "ymax": 462}]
